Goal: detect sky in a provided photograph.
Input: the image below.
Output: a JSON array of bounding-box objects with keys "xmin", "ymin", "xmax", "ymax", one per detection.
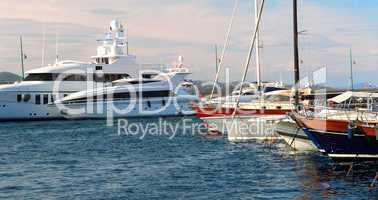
[{"xmin": 0, "ymin": 0, "xmax": 377, "ymax": 87}]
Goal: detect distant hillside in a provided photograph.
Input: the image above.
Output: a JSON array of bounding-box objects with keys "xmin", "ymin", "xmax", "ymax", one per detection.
[{"xmin": 0, "ymin": 72, "xmax": 21, "ymax": 83}]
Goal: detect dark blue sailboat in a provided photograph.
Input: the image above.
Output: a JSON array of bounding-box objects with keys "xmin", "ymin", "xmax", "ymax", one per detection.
[{"xmin": 291, "ymin": 113, "xmax": 378, "ymax": 161}]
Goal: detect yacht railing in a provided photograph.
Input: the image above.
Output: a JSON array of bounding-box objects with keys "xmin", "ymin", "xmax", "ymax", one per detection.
[{"xmin": 301, "ymin": 104, "xmax": 378, "ymax": 124}]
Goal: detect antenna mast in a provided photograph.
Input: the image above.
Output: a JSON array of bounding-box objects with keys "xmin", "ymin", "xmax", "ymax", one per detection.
[
  {"xmin": 55, "ymin": 24, "xmax": 59, "ymax": 64},
  {"xmin": 19, "ymin": 36, "xmax": 25, "ymax": 80},
  {"xmin": 126, "ymin": 28, "xmax": 129, "ymax": 56},
  {"xmin": 41, "ymin": 24, "xmax": 46, "ymax": 67}
]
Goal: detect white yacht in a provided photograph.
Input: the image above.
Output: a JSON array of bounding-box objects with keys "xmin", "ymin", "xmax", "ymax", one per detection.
[
  {"xmin": 52, "ymin": 66, "xmax": 197, "ymax": 119},
  {"xmin": 0, "ymin": 20, "xmax": 149, "ymax": 121}
]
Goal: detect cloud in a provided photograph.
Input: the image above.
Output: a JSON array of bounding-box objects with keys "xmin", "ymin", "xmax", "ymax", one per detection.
[
  {"xmin": 90, "ymin": 9, "xmax": 125, "ymax": 16},
  {"xmin": 0, "ymin": 0, "xmax": 377, "ymax": 87}
]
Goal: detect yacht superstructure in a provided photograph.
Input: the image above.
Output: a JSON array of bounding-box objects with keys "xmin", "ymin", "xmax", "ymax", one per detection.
[{"xmin": 0, "ymin": 20, "xmax": 143, "ymax": 120}]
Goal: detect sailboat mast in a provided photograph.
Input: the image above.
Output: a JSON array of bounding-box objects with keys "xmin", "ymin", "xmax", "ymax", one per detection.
[
  {"xmin": 349, "ymin": 49, "xmax": 354, "ymax": 90},
  {"xmin": 255, "ymin": 0, "xmax": 262, "ymax": 89},
  {"xmin": 233, "ymin": 0, "xmax": 265, "ymax": 115},
  {"xmin": 209, "ymin": 0, "xmax": 239, "ymax": 100},
  {"xmin": 293, "ymin": 0, "xmax": 300, "ymax": 108},
  {"xmin": 215, "ymin": 44, "xmax": 219, "ymax": 74},
  {"xmin": 19, "ymin": 36, "xmax": 25, "ymax": 80}
]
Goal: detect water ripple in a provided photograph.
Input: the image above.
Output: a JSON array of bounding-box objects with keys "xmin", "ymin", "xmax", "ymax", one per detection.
[{"xmin": 0, "ymin": 118, "xmax": 377, "ymax": 199}]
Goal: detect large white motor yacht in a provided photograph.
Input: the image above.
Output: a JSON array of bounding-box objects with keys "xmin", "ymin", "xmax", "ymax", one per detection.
[
  {"xmin": 52, "ymin": 66, "xmax": 197, "ymax": 119},
  {"xmin": 0, "ymin": 20, "xmax": 150, "ymax": 121}
]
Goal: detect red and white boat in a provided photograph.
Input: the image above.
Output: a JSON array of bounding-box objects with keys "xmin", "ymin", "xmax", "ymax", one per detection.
[{"xmin": 195, "ymin": 89, "xmax": 295, "ymax": 141}]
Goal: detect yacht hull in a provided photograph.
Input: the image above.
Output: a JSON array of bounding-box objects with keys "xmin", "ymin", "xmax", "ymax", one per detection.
[
  {"xmin": 275, "ymin": 120, "xmax": 317, "ymax": 151},
  {"xmin": 0, "ymin": 103, "xmax": 62, "ymax": 121},
  {"xmin": 303, "ymin": 128, "xmax": 378, "ymax": 161},
  {"xmin": 55, "ymin": 98, "xmax": 195, "ymax": 119},
  {"xmin": 201, "ymin": 115, "xmax": 284, "ymax": 141}
]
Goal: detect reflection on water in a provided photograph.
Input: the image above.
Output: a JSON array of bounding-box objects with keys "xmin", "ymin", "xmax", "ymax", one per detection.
[
  {"xmin": 276, "ymin": 147, "xmax": 378, "ymax": 199},
  {"xmin": 0, "ymin": 117, "xmax": 376, "ymax": 199}
]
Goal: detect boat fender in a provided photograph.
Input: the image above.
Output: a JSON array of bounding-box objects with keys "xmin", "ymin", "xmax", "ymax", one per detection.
[{"xmin": 348, "ymin": 122, "xmax": 357, "ymax": 139}]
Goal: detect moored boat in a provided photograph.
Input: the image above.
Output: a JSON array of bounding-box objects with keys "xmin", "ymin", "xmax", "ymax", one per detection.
[
  {"xmin": 291, "ymin": 112, "xmax": 378, "ymax": 161},
  {"xmin": 196, "ymin": 89, "xmax": 294, "ymax": 141},
  {"xmin": 0, "ymin": 20, "xmax": 143, "ymax": 121},
  {"xmin": 51, "ymin": 64, "xmax": 197, "ymax": 119},
  {"xmin": 275, "ymin": 118, "xmax": 317, "ymax": 151}
]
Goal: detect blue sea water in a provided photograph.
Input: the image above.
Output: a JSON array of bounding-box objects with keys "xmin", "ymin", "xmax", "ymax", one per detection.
[{"xmin": 0, "ymin": 117, "xmax": 377, "ymax": 199}]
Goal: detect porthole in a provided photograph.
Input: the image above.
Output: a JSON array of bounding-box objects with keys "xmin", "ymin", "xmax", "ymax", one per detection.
[
  {"xmin": 17, "ymin": 94, "xmax": 22, "ymax": 102},
  {"xmin": 35, "ymin": 94, "xmax": 41, "ymax": 105},
  {"xmin": 43, "ymin": 94, "xmax": 49, "ymax": 104},
  {"xmin": 23, "ymin": 94, "xmax": 31, "ymax": 102}
]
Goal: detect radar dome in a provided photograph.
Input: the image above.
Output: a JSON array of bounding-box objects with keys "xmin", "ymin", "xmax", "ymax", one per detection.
[{"xmin": 110, "ymin": 20, "xmax": 123, "ymax": 31}]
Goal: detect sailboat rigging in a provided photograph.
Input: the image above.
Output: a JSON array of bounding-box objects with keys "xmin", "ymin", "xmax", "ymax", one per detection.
[{"xmin": 209, "ymin": 0, "xmax": 239, "ymax": 100}]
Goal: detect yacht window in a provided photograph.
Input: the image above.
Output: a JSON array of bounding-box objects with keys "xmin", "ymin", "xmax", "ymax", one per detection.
[
  {"xmin": 243, "ymin": 92, "xmax": 255, "ymax": 95},
  {"xmin": 24, "ymin": 73, "xmax": 53, "ymax": 81},
  {"xmin": 43, "ymin": 94, "xmax": 49, "ymax": 104},
  {"xmin": 35, "ymin": 94, "xmax": 41, "ymax": 105},
  {"xmin": 104, "ymin": 74, "xmax": 115, "ymax": 82},
  {"xmin": 94, "ymin": 73, "xmax": 105, "ymax": 82},
  {"xmin": 96, "ymin": 66, "xmax": 102, "ymax": 70},
  {"xmin": 63, "ymin": 74, "xmax": 87, "ymax": 81},
  {"xmin": 147, "ymin": 101, "xmax": 151, "ymax": 108},
  {"xmin": 112, "ymin": 91, "xmax": 171, "ymax": 99},
  {"xmin": 142, "ymin": 73, "xmax": 158, "ymax": 79},
  {"xmin": 263, "ymin": 87, "xmax": 285, "ymax": 93},
  {"xmin": 141, "ymin": 91, "xmax": 171, "ymax": 98},
  {"xmin": 114, "ymin": 92, "xmax": 131, "ymax": 99},
  {"xmin": 120, "ymin": 74, "xmax": 130, "ymax": 79},
  {"xmin": 23, "ymin": 94, "xmax": 31, "ymax": 102},
  {"xmin": 127, "ymin": 80, "xmax": 160, "ymax": 85},
  {"xmin": 17, "ymin": 94, "xmax": 22, "ymax": 102},
  {"xmin": 66, "ymin": 90, "xmax": 172, "ymax": 103},
  {"xmin": 105, "ymin": 74, "xmax": 130, "ymax": 82},
  {"xmin": 100, "ymin": 58, "xmax": 109, "ymax": 64},
  {"xmin": 51, "ymin": 94, "xmax": 54, "ymax": 103},
  {"xmin": 162, "ymin": 100, "xmax": 166, "ymax": 106}
]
